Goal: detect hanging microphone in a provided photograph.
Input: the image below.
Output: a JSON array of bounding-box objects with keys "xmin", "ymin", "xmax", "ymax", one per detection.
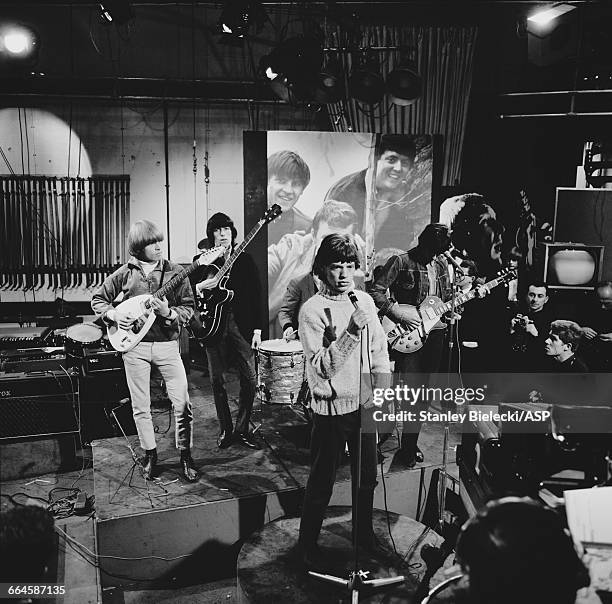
[
  {"xmin": 443, "ymin": 250, "xmax": 465, "ymax": 276},
  {"xmin": 347, "ymin": 290, "xmax": 359, "ymax": 308}
]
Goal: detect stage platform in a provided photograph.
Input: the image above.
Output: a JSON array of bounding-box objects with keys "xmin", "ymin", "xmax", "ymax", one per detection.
[{"xmin": 93, "ymin": 371, "xmax": 460, "ymax": 593}]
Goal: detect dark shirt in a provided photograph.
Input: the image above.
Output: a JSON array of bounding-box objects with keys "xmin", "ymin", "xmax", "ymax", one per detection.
[
  {"xmin": 325, "ymin": 169, "xmax": 415, "ymax": 251},
  {"xmin": 368, "ymin": 248, "xmax": 453, "ymax": 316},
  {"xmin": 510, "ymin": 304, "xmax": 555, "ymax": 371},
  {"xmin": 557, "ymin": 354, "xmax": 589, "ymax": 372},
  {"xmin": 190, "ymin": 248, "xmax": 262, "ymax": 342}
]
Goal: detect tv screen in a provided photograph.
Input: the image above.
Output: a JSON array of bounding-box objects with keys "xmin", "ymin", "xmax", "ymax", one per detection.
[{"xmin": 543, "ymin": 243, "xmax": 604, "ymax": 290}]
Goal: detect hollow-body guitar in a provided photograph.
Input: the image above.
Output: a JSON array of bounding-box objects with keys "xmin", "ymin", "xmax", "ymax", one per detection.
[{"xmin": 107, "ymin": 246, "xmax": 224, "ymax": 352}]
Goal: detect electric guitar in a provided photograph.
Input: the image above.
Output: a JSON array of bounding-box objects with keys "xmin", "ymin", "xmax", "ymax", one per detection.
[
  {"xmin": 107, "ymin": 246, "xmax": 225, "ymax": 352},
  {"xmin": 195, "ymin": 204, "xmax": 282, "ymax": 341},
  {"xmin": 381, "ymin": 267, "xmax": 516, "ymax": 354}
]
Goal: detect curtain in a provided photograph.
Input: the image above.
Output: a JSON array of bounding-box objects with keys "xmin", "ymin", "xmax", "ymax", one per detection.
[
  {"xmin": 0, "ymin": 175, "xmax": 129, "ymax": 289},
  {"xmin": 326, "ymin": 25, "xmax": 478, "ymax": 186}
]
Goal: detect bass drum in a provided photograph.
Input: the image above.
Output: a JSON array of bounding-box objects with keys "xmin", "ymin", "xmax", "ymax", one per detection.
[{"xmin": 256, "ymin": 339, "xmax": 306, "ymax": 406}]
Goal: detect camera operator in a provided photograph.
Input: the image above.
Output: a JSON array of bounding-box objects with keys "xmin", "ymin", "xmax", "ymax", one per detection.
[{"xmin": 510, "ymin": 281, "xmax": 555, "ymax": 371}]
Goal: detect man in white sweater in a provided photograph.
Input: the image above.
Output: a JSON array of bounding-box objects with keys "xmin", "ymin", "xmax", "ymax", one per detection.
[{"xmin": 297, "ymin": 234, "xmax": 391, "ymax": 570}]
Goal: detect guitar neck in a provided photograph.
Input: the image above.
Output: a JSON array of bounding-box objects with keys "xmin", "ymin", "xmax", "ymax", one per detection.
[
  {"xmin": 437, "ymin": 275, "xmax": 506, "ymax": 316},
  {"xmin": 215, "ymin": 219, "xmax": 264, "ymax": 280},
  {"xmin": 154, "ymin": 260, "xmax": 200, "ymax": 301}
]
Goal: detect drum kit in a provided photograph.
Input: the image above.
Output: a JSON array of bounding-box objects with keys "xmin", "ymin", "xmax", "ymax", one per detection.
[
  {"xmin": 255, "ymin": 338, "xmax": 311, "ymax": 421},
  {"xmin": 59, "ymin": 322, "xmax": 112, "ymax": 370}
]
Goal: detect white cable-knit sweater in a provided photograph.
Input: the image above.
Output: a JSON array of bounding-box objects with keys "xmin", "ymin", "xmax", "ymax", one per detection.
[{"xmin": 298, "ymin": 285, "xmax": 391, "ymax": 416}]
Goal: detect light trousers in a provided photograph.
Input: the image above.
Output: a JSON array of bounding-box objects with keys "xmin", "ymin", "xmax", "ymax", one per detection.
[{"xmin": 123, "ymin": 340, "xmax": 193, "ymax": 451}]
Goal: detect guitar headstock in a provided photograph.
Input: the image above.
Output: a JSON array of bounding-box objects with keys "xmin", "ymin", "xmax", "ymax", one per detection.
[
  {"xmin": 197, "ymin": 246, "xmax": 225, "ymax": 266},
  {"xmin": 498, "ymin": 266, "xmax": 518, "ymax": 282},
  {"xmin": 263, "ymin": 204, "xmax": 282, "ymax": 224},
  {"xmin": 519, "ymin": 189, "xmax": 531, "ymax": 215}
]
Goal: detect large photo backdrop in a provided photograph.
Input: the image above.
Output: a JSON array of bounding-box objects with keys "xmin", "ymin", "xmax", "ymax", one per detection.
[{"xmin": 243, "ymin": 131, "xmax": 435, "ymax": 339}]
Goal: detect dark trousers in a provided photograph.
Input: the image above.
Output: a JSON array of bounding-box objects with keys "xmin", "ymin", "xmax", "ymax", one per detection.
[
  {"xmin": 203, "ymin": 312, "xmax": 256, "ymax": 435},
  {"xmin": 299, "ymin": 410, "xmax": 378, "ymax": 551},
  {"xmin": 393, "ymin": 328, "xmax": 445, "ymax": 453}
]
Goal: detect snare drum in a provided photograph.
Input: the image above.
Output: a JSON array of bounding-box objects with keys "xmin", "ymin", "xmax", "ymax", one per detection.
[
  {"xmin": 257, "ymin": 339, "xmax": 305, "ymax": 405},
  {"xmin": 64, "ymin": 323, "xmax": 103, "ymax": 359}
]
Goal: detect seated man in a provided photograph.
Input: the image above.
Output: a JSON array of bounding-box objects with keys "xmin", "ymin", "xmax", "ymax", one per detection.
[
  {"xmin": 510, "ymin": 281, "xmax": 554, "ymax": 371},
  {"xmin": 455, "ymin": 497, "xmax": 590, "ymax": 604},
  {"xmin": 544, "ymin": 320, "xmax": 588, "ymax": 372}
]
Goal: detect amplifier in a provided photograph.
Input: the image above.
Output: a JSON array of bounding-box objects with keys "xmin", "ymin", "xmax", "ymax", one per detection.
[
  {"xmin": 1, "ymin": 347, "xmax": 69, "ymax": 373},
  {"xmin": 0, "ymin": 371, "xmax": 79, "ymax": 439},
  {"xmin": 82, "ymin": 348, "xmax": 123, "ymax": 373}
]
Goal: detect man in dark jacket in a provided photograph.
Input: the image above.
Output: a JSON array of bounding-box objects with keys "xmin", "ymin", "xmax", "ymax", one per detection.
[
  {"xmin": 190, "ymin": 213, "xmax": 262, "ymax": 450},
  {"xmin": 324, "ymin": 135, "xmax": 418, "ymax": 251},
  {"xmin": 369, "ymin": 223, "xmax": 454, "ymax": 467}
]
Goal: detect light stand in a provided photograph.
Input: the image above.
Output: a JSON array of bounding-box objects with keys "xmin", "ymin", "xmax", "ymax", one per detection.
[{"xmin": 309, "ymin": 294, "xmax": 404, "ymax": 601}]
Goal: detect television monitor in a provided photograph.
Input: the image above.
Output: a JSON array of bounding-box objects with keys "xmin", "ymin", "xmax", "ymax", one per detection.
[{"xmin": 542, "ymin": 243, "xmax": 604, "ymax": 290}]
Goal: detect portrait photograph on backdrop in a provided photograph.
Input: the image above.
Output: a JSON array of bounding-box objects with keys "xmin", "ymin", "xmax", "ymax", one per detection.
[{"xmin": 244, "ymin": 131, "xmax": 435, "ymax": 338}]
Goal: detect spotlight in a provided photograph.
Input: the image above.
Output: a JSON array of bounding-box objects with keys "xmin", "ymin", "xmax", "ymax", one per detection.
[
  {"xmin": 0, "ymin": 24, "xmax": 37, "ymax": 57},
  {"xmin": 528, "ymin": 3, "xmax": 576, "ymax": 27},
  {"xmin": 526, "ymin": 3, "xmax": 578, "ymax": 66},
  {"xmin": 387, "ymin": 59, "xmax": 421, "ymax": 106},
  {"xmin": 218, "ymin": 0, "xmax": 267, "ymax": 39},
  {"xmin": 99, "ymin": 1, "xmax": 134, "ymax": 25},
  {"xmin": 260, "ymin": 36, "xmax": 323, "ymax": 103},
  {"xmin": 348, "ymin": 53, "xmax": 384, "ymax": 105},
  {"xmin": 0, "ymin": 24, "xmax": 39, "ymax": 73},
  {"xmin": 312, "ymin": 56, "xmax": 345, "ymax": 104}
]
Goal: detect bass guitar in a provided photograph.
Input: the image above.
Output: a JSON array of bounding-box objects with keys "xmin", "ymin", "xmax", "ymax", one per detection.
[
  {"xmin": 195, "ymin": 204, "xmax": 281, "ymax": 340},
  {"xmin": 107, "ymin": 246, "xmax": 225, "ymax": 352},
  {"xmin": 381, "ymin": 267, "xmax": 516, "ymax": 354}
]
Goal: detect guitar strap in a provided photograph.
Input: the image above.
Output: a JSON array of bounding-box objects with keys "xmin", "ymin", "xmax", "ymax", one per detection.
[{"xmin": 159, "ymin": 261, "xmax": 167, "ymax": 289}]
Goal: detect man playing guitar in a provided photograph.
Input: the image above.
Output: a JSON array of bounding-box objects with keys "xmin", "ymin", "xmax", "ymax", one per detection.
[
  {"xmin": 369, "ymin": 223, "xmax": 454, "ymax": 467},
  {"xmin": 91, "ymin": 220, "xmax": 199, "ymax": 483},
  {"xmin": 190, "ymin": 212, "xmax": 262, "ymax": 450}
]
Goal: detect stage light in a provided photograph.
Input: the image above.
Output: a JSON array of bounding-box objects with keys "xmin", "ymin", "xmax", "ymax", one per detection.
[
  {"xmin": 528, "ymin": 3, "xmax": 576, "ymax": 27},
  {"xmin": 218, "ymin": 0, "xmax": 267, "ymax": 39},
  {"xmin": 386, "ymin": 59, "xmax": 421, "ymax": 106},
  {"xmin": 348, "ymin": 53, "xmax": 385, "ymax": 105},
  {"xmin": 526, "ymin": 3, "xmax": 578, "ymax": 66},
  {"xmin": 312, "ymin": 57, "xmax": 345, "ymax": 104},
  {"xmin": 0, "ymin": 24, "xmax": 37, "ymax": 58},
  {"xmin": 260, "ymin": 36, "xmax": 323, "ymax": 103},
  {"xmin": 99, "ymin": 1, "xmax": 134, "ymax": 25}
]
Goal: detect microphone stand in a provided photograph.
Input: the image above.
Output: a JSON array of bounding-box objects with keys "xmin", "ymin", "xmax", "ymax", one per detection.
[
  {"xmin": 437, "ymin": 256, "xmax": 460, "ymax": 533},
  {"xmin": 309, "ymin": 292, "xmax": 404, "ymax": 601},
  {"xmin": 415, "ymin": 255, "xmax": 462, "ymax": 599}
]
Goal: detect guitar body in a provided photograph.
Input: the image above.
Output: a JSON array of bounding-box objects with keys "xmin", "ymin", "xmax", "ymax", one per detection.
[
  {"xmin": 381, "ymin": 298, "xmax": 446, "ymax": 355},
  {"xmin": 195, "ymin": 265, "xmax": 235, "ymax": 341},
  {"xmin": 104, "ymin": 245, "xmax": 226, "ymax": 353},
  {"xmin": 107, "ymin": 294, "xmax": 157, "ymax": 352}
]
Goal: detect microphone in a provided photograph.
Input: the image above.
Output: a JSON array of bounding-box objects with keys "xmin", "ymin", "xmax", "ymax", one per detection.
[
  {"xmin": 442, "ymin": 250, "xmax": 465, "ymax": 276},
  {"xmin": 347, "ymin": 291, "xmax": 359, "ymax": 308}
]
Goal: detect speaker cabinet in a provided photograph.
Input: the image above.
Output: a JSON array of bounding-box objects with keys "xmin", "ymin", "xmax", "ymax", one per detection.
[
  {"xmin": 0, "ymin": 371, "xmax": 79, "ymax": 440},
  {"xmin": 79, "ymin": 368, "xmax": 136, "ymax": 441}
]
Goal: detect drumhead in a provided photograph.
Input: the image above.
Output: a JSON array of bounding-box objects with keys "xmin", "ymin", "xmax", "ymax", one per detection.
[
  {"xmin": 66, "ymin": 323, "xmax": 103, "ymax": 344},
  {"xmin": 258, "ymin": 338, "xmax": 303, "ymax": 354}
]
